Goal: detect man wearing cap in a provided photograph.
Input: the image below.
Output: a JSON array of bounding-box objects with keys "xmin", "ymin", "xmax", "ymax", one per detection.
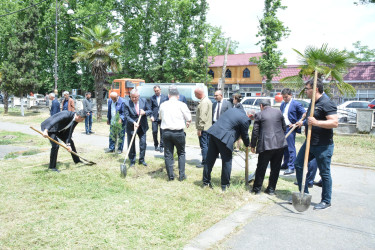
[
  {"xmin": 41, "ymin": 110, "xmax": 86, "ymax": 172},
  {"xmin": 150, "ymin": 85, "xmax": 168, "ymax": 153},
  {"xmin": 194, "ymin": 87, "xmax": 212, "ymax": 168},
  {"xmin": 159, "ymin": 86, "xmax": 192, "ymax": 181}
]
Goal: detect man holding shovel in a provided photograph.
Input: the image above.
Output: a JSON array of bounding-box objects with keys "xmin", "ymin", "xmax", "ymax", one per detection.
[
  {"xmin": 294, "ymin": 79, "xmax": 338, "ymax": 210},
  {"xmin": 41, "ymin": 110, "xmax": 86, "ymax": 172}
]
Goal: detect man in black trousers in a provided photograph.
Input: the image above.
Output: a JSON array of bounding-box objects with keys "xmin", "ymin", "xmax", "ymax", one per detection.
[
  {"xmin": 250, "ymin": 99, "xmax": 287, "ymax": 195},
  {"xmin": 150, "ymin": 85, "xmax": 168, "ymax": 152},
  {"xmin": 41, "ymin": 110, "xmax": 86, "ymax": 172},
  {"xmin": 203, "ymin": 108, "xmax": 251, "ymax": 191}
]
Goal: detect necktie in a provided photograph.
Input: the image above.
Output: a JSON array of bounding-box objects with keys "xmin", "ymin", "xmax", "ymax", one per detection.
[
  {"xmin": 216, "ymin": 101, "xmax": 221, "ymax": 120},
  {"xmin": 135, "ymin": 102, "xmax": 139, "ymax": 115}
]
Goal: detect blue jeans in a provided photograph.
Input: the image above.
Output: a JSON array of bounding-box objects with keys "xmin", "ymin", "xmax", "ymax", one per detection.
[
  {"xmin": 306, "ymin": 158, "xmax": 318, "ymax": 186},
  {"xmin": 199, "ymin": 131, "xmax": 209, "ymax": 165},
  {"xmin": 282, "ymin": 128, "xmax": 297, "ymax": 170},
  {"xmin": 85, "ymin": 112, "xmax": 93, "ymax": 133},
  {"xmin": 295, "ymin": 142, "xmax": 334, "ymax": 203}
]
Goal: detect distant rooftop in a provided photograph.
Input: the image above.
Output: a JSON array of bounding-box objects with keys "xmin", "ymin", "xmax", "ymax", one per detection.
[{"xmin": 208, "ymin": 53, "xmax": 263, "ymax": 67}]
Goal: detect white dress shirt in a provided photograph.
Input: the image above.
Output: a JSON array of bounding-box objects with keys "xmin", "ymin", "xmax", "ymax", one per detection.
[
  {"xmin": 159, "ymin": 98, "xmax": 191, "ymax": 130},
  {"xmin": 283, "ymin": 99, "xmax": 292, "ymax": 126}
]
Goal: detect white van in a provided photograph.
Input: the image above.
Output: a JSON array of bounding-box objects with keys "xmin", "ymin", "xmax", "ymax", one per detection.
[{"xmin": 241, "ymin": 96, "xmax": 281, "ymax": 113}]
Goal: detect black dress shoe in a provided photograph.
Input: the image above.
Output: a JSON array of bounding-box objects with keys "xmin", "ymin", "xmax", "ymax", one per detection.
[
  {"xmin": 294, "ymin": 181, "xmax": 298, "ymax": 185},
  {"xmin": 159, "ymin": 147, "xmax": 164, "ymax": 153},
  {"xmin": 168, "ymin": 177, "xmax": 175, "ymax": 181},
  {"xmin": 178, "ymin": 176, "xmax": 186, "ymax": 181},
  {"xmin": 314, "ymin": 181, "xmax": 323, "ymax": 187},
  {"xmin": 280, "ymin": 165, "xmax": 288, "ymax": 170},
  {"xmin": 313, "ymin": 202, "xmax": 331, "ymax": 210},
  {"xmin": 89, "ymin": 131, "xmax": 95, "ymax": 134},
  {"xmin": 283, "ymin": 169, "xmax": 295, "ymax": 175},
  {"xmin": 196, "ymin": 164, "xmax": 204, "ymax": 168},
  {"xmin": 265, "ymin": 188, "xmax": 275, "ymax": 196},
  {"xmin": 139, "ymin": 161, "xmax": 148, "ymax": 167},
  {"xmin": 49, "ymin": 168, "xmax": 60, "ymax": 173},
  {"xmin": 251, "ymin": 189, "xmax": 261, "ymax": 195}
]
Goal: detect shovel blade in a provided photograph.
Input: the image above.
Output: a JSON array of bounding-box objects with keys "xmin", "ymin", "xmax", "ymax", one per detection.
[
  {"xmin": 120, "ymin": 164, "xmax": 127, "ymax": 178},
  {"xmin": 292, "ymin": 192, "xmax": 312, "ymax": 212}
]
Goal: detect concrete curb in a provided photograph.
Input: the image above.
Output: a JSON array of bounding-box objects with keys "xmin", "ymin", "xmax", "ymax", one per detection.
[
  {"xmin": 184, "ymin": 198, "xmax": 267, "ymax": 250},
  {"xmin": 332, "ymin": 162, "xmax": 375, "ymax": 171}
]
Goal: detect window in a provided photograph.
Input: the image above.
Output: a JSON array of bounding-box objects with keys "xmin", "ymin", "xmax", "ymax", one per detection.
[
  {"xmin": 225, "ymin": 69, "xmax": 232, "ymax": 78},
  {"xmin": 243, "ymin": 68, "xmax": 250, "ymax": 78},
  {"xmin": 208, "ymin": 69, "xmax": 214, "ymax": 78}
]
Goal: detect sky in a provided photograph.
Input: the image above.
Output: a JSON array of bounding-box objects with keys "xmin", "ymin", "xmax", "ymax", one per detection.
[{"xmin": 206, "ymin": 0, "xmax": 375, "ymax": 64}]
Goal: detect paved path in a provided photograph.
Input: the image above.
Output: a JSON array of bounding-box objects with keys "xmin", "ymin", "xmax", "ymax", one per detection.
[{"xmin": 218, "ymin": 165, "xmax": 375, "ymax": 249}]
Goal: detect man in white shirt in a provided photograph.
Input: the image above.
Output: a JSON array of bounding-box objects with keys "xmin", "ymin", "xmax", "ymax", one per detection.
[{"xmin": 159, "ymin": 86, "xmax": 192, "ymax": 181}]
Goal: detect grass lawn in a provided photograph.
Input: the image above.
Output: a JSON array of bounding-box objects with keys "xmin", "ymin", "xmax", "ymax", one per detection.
[{"xmin": 0, "ymin": 131, "xmax": 295, "ymax": 249}]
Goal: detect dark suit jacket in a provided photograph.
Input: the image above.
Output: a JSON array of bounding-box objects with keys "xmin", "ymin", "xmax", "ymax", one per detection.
[
  {"xmin": 280, "ymin": 99, "xmax": 305, "ymax": 133},
  {"xmin": 212, "ymin": 99, "xmax": 232, "ymax": 121},
  {"xmin": 125, "ymin": 98, "xmax": 152, "ymax": 133},
  {"xmin": 251, "ymin": 106, "xmax": 287, "ymax": 154},
  {"xmin": 50, "ymin": 99, "xmax": 60, "ymax": 116},
  {"xmin": 207, "ymin": 108, "xmax": 250, "ymax": 151},
  {"xmin": 41, "ymin": 111, "xmax": 77, "ymax": 144},
  {"xmin": 150, "ymin": 94, "xmax": 168, "ymax": 121},
  {"xmin": 107, "ymin": 97, "xmax": 126, "ymax": 124},
  {"xmin": 179, "ymin": 94, "xmax": 187, "ymax": 105}
]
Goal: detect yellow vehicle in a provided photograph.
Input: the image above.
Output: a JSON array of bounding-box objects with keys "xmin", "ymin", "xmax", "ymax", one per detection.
[{"xmin": 109, "ymin": 78, "xmax": 145, "ymax": 98}]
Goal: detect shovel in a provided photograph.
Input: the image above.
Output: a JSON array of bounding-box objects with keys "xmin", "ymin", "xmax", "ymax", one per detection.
[
  {"xmin": 285, "ymin": 117, "xmax": 304, "ymax": 139},
  {"xmin": 30, "ymin": 126, "xmax": 96, "ymax": 165},
  {"xmin": 120, "ymin": 114, "xmax": 143, "ymax": 178},
  {"xmin": 292, "ymin": 71, "xmax": 318, "ymax": 212}
]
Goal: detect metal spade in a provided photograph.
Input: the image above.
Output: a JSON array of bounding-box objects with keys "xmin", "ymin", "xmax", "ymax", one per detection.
[
  {"xmin": 292, "ymin": 71, "xmax": 318, "ymax": 212},
  {"xmin": 120, "ymin": 114, "xmax": 143, "ymax": 178}
]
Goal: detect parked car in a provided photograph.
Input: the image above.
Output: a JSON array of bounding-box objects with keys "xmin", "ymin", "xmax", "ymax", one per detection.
[
  {"xmin": 368, "ymin": 99, "xmax": 375, "ymax": 109},
  {"xmin": 29, "ymin": 94, "xmax": 46, "ymax": 105},
  {"xmin": 337, "ymin": 100, "xmax": 370, "ymax": 123},
  {"xmin": 241, "ymin": 96, "xmax": 281, "ymax": 112},
  {"xmin": 71, "ymin": 94, "xmax": 84, "ymax": 101}
]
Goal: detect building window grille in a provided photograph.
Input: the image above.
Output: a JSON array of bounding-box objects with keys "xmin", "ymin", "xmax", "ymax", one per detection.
[
  {"xmin": 243, "ymin": 68, "xmax": 250, "ymax": 78},
  {"xmin": 225, "ymin": 69, "xmax": 232, "ymax": 78}
]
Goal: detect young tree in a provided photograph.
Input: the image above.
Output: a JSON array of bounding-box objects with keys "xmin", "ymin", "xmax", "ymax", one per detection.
[
  {"xmin": 280, "ymin": 44, "xmax": 356, "ymax": 98},
  {"xmin": 71, "ymin": 25, "xmax": 121, "ymax": 121},
  {"xmin": 250, "ymin": 0, "xmax": 290, "ymax": 93},
  {"xmin": 1, "ymin": 2, "xmax": 41, "ymax": 115}
]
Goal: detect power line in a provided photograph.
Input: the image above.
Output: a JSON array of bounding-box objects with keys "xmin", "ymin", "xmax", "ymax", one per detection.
[{"xmin": 0, "ymin": 0, "xmax": 50, "ymax": 18}]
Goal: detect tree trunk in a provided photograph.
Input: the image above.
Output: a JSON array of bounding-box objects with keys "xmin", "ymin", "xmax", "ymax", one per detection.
[
  {"xmin": 4, "ymin": 92, "xmax": 9, "ymax": 114},
  {"xmin": 220, "ymin": 38, "xmax": 231, "ymax": 95},
  {"xmin": 96, "ymin": 78, "xmax": 104, "ymax": 121}
]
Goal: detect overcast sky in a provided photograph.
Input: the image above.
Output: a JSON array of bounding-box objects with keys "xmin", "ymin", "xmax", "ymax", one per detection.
[{"xmin": 206, "ymin": 0, "xmax": 375, "ymax": 64}]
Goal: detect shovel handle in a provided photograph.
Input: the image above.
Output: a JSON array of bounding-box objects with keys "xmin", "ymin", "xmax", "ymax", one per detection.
[
  {"xmin": 30, "ymin": 126, "xmax": 94, "ymax": 164},
  {"xmin": 301, "ymin": 71, "xmax": 318, "ymax": 195},
  {"xmin": 122, "ymin": 114, "xmax": 143, "ymax": 164},
  {"xmin": 245, "ymin": 147, "xmax": 249, "ymax": 186},
  {"xmin": 285, "ymin": 117, "xmax": 304, "ymax": 139}
]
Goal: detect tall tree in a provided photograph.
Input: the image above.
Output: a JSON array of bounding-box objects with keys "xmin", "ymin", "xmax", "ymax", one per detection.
[
  {"xmin": 250, "ymin": 0, "xmax": 290, "ymax": 93},
  {"xmin": 1, "ymin": 1, "xmax": 41, "ymax": 115},
  {"xmin": 280, "ymin": 44, "xmax": 356, "ymax": 98},
  {"xmin": 71, "ymin": 25, "xmax": 121, "ymax": 121},
  {"xmin": 354, "ymin": 0, "xmax": 375, "ymax": 5},
  {"xmin": 347, "ymin": 41, "xmax": 375, "ymax": 62}
]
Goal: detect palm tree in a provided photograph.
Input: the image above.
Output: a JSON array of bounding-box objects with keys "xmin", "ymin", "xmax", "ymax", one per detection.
[
  {"xmin": 71, "ymin": 25, "xmax": 121, "ymax": 120},
  {"xmin": 280, "ymin": 44, "xmax": 356, "ymax": 98}
]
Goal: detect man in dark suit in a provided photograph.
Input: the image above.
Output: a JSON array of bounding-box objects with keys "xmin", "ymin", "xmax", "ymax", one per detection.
[
  {"xmin": 212, "ymin": 90, "xmax": 232, "ymax": 123},
  {"xmin": 49, "ymin": 93, "xmax": 60, "ymax": 116},
  {"xmin": 107, "ymin": 92, "xmax": 127, "ymax": 153},
  {"xmin": 251, "ymin": 99, "xmax": 287, "ymax": 195},
  {"xmin": 150, "ymin": 85, "xmax": 168, "ymax": 152},
  {"xmin": 125, "ymin": 89, "xmax": 152, "ymax": 167},
  {"xmin": 280, "ymin": 88, "xmax": 306, "ymax": 175},
  {"xmin": 203, "ymin": 108, "xmax": 251, "ymax": 191},
  {"xmin": 41, "ymin": 110, "xmax": 86, "ymax": 172}
]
